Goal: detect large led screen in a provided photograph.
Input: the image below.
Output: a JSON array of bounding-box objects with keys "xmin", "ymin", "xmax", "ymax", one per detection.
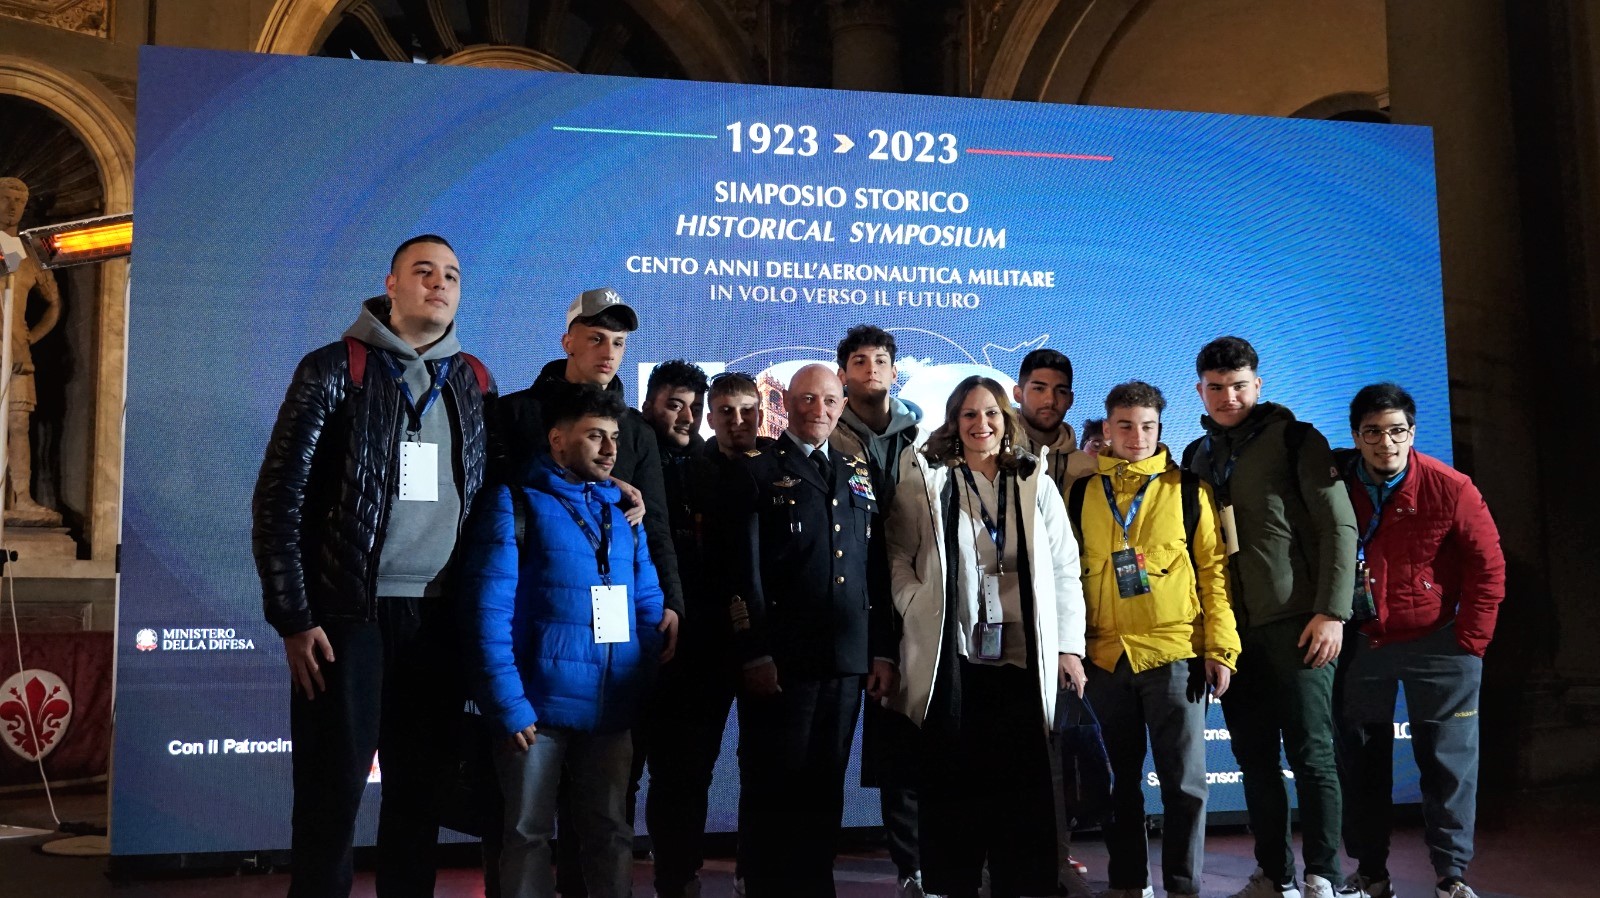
[{"xmin": 114, "ymin": 45, "xmax": 1441, "ymax": 856}]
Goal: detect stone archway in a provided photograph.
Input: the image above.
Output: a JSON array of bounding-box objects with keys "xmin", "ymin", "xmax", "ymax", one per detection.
[
  {"xmin": 256, "ymin": 0, "xmax": 756, "ymax": 82},
  {"xmin": 0, "ymin": 55, "xmax": 134, "ymax": 573}
]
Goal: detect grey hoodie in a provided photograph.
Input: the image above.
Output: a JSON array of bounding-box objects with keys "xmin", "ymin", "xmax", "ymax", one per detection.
[
  {"xmin": 344, "ymin": 299, "xmax": 463, "ymax": 597},
  {"xmin": 833, "ymin": 397, "xmax": 923, "ymax": 505}
]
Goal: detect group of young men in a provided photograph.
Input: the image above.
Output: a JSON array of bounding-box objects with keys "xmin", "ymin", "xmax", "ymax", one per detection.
[{"xmin": 253, "ymin": 234, "xmax": 1506, "ymax": 898}]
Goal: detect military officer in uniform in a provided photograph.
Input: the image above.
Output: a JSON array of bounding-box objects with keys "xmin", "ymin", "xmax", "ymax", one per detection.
[{"xmin": 729, "ymin": 363, "xmax": 898, "ymax": 898}]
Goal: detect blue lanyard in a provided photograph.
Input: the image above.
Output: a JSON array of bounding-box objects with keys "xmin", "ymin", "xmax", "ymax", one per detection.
[
  {"xmin": 959, "ymin": 465, "xmax": 1008, "ymax": 575},
  {"xmin": 552, "ymin": 488, "xmax": 613, "ymax": 585},
  {"xmin": 378, "ymin": 353, "xmax": 451, "ymax": 437},
  {"xmin": 1355, "ymin": 469, "xmax": 1403, "ymax": 562},
  {"xmin": 1203, "ymin": 428, "xmax": 1262, "ymax": 502},
  {"xmin": 1102, "ymin": 473, "xmax": 1158, "ymax": 548}
]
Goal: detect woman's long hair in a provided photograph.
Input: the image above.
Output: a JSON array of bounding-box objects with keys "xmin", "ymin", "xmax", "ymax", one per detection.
[{"xmin": 920, "ymin": 375, "xmax": 1029, "ymax": 471}]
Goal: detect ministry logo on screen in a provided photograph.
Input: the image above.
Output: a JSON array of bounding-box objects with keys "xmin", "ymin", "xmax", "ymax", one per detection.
[{"xmin": 135, "ymin": 627, "xmax": 258, "ymax": 652}]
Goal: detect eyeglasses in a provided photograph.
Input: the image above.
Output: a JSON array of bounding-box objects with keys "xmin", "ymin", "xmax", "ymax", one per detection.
[{"xmin": 1358, "ymin": 425, "xmax": 1413, "ymax": 444}]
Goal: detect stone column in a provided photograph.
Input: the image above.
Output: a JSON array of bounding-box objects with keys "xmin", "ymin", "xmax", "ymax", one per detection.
[{"xmin": 827, "ymin": 0, "xmax": 904, "ymax": 92}]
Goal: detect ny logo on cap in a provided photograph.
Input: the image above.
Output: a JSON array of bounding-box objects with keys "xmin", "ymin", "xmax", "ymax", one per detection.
[{"xmin": 599, "ymin": 288, "xmax": 619, "ymax": 306}]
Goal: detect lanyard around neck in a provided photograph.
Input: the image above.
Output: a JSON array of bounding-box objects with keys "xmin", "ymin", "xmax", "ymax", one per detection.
[
  {"xmin": 1102, "ymin": 472, "xmax": 1158, "ymax": 549},
  {"xmin": 552, "ymin": 487, "xmax": 613, "ymax": 585},
  {"xmin": 378, "ymin": 353, "xmax": 451, "ymax": 437},
  {"xmin": 960, "ymin": 464, "xmax": 1008, "ymax": 575}
]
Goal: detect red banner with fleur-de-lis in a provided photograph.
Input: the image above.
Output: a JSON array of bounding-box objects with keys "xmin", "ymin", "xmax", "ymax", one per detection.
[{"xmin": 0, "ymin": 632, "xmax": 111, "ymax": 788}]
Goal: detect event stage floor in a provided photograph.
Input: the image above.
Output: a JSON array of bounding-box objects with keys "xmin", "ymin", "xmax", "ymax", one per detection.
[{"xmin": 2, "ymin": 787, "xmax": 1588, "ymax": 897}]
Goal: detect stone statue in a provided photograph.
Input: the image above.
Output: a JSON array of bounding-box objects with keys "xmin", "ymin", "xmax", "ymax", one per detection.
[{"xmin": 0, "ymin": 178, "xmax": 63, "ymax": 527}]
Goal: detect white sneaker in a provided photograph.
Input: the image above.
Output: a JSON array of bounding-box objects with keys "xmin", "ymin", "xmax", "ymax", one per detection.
[
  {"xmin": 1229, "ymin": 868, "xmax": 1302, "ymax": 898},
  {"xmin": 1435, "ymin": 883, "xmax": 1478, "ymax": 898},
  {"xmin": 1335, "ymin": 873, "xmax": 1395, "ymax": 898},
  {"xmin": 1303, "ymin": 875, "xmax": 1336, "ymax": 898},
  {"xmin": 1097, "ymin": 888, "xmax": 1154, "ymax": 898}
]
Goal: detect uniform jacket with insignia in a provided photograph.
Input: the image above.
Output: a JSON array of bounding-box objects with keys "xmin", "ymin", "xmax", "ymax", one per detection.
[{"xmin": 727, "ymin": 431, "xmax": 894, "ymax": 680}]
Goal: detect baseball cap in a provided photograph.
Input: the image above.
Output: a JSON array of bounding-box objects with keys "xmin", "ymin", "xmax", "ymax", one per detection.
[{"xmin": 565, "ymin": 286, "xmax": 639, "ymax": 331}]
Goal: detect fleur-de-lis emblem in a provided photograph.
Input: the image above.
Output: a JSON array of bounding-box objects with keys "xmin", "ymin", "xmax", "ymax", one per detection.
[{"xmin": 0, "ymin": 669, "xmax": 74, "ymax": 761}]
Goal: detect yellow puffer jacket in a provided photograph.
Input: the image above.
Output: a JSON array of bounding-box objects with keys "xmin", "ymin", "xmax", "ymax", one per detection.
[{"xmin": 1075, "ymin": 447, "xmax": 1240, "ymax": 675}]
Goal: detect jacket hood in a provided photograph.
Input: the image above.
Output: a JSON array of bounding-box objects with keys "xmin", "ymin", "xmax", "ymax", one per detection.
[
  {"xmin": 344, "ymin": 296, "xmax": 461, "ymax": 361},
  {"xmin": 1032, "ymin": 420, "xmax": 1081, "ymax": 454},
  {"xmin": 840, "ymin": 396, "xmax": 923, "ymax": 439},
  {"xmin": 533, "ymin": 357, "xmax": 627, "ymax": 398},
  {"xmin": 1200, "ymin": 401, "xmax": 1293, "ymax": 438},
  {"xmin": 1095, "ymin": 445, "xmax": 1175, "ymax": 478},
  {"xmin": 527, "ymin": 453, "xmax": 623, "ymax": 504}
]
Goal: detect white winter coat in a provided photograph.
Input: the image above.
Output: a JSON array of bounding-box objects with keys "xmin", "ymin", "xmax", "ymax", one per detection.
[{"xmin": 884, "ymin": 444, "xmax": 1087, "ymax": 730}]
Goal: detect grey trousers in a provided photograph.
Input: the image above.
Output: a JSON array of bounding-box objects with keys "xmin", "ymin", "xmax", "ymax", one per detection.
[
  {"xmin": 1338, "ymin": 623, "xmax": 1482, "ymax": 881},
  {"xmin": 1085, "ymin": 655, "xmax": 1209, "ymax": 895},
  {"xmin": 494, "ymin": 726, "xmax": 634, "ymax": 898}
]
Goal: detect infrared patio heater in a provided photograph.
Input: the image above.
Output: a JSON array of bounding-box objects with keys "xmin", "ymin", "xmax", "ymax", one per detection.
[{"xmin": 0, "ymin": 211, "xmax": 131, "ymax": 858}]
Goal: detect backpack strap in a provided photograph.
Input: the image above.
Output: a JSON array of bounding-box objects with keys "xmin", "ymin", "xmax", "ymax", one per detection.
[
  {"xmin": 1067, "ymin": 473, "xmax": 1090, "ymax": 545},
  {"xmin": 344, "ymin": 336, "xmax": 367, "ymax": 389},
  {"xmin": 1180, "ymin": 469, "xmax": 1201, "ymax": 571},
  {"xmin": 507, "ymin": 484, "xmax": 529, "ymax": 552},
  {"xmin": 459, "ymin": 352, "xmax": 491, "ymax": 395}
]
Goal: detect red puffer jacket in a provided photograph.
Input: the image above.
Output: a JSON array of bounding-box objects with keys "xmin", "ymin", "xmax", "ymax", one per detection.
[{"xmin": 1343, "ymin": 450, "xmax": 1505, "ymax": 656}]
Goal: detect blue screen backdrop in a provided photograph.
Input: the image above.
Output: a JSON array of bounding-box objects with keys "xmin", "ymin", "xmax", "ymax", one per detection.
[{"xmin": 113, "ymin": 46, "xmax": 1440, "ymax": 856}]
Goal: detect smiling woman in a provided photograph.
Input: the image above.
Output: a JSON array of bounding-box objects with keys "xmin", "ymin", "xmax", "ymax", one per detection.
[{"xmin": 885, "ymin": 373, "xmax": 1088, "ymax": 897}]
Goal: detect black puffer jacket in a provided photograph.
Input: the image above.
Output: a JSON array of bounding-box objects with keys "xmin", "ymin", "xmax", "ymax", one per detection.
[{"xmin": 253, "ymin": 340, "xmax": 492, "ymax": 637}]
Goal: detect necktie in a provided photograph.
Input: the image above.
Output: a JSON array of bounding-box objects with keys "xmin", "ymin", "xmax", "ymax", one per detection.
[{"xmin": 812, "ymin": 449, "xmax": 832, "ymax": 484}]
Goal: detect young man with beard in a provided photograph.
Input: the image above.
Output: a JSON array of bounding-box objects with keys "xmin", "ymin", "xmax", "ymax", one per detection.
[
  {"xmin": 1333, "ymin": 384, "xmax": 1504, "ymax": 898},
  {"xmin": 460, "ymin": 384, "xmax": 665, "ymax": 898},
  {"xmin": 1014, "ymin": 349, "xmax": 1098, "ymax": 499},
  {"xmin": 828, "ymin": 325, "xmax": 928, "ymax": 898},
  {"xmin": 1182, "ymin": 336, "xmax": 1358, "ymax": 898},
  {"xmin": 489, "ymin": 288, "xmax": 681, "ymax": 894},
  {"xmin": 491, "ymin": 287, "xmax": 681, "ymax": 647},
  {"xmin": 1014, "ymin": 347, "xmax": 1098, "ymax": 888},
  {"xmin": 1069, "ymin": 382, "xmax": 1239, "ymax": 898},
  {"xmin": 253, "ymin": 235, "xmax": 494, "ymax": 898},
  {"xmin": 637, "ymin": 360, "xmax": 737, "ymax": 898}
]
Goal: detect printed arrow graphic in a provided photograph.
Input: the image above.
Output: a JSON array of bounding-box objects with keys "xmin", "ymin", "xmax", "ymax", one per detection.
[{"xmin": 834, "ymin": 134, "xmax": 854, "ymax": 153}]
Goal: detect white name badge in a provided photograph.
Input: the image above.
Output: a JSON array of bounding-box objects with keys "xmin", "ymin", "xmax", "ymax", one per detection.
[
  {"xmin": 398, "ymin": 441, "xmax": 438, "ymax": 502},
  {"xmin": 1219, "ymin": 504, "xmax": 1241, "ymax": 556},
  {"xmin": 592, "ymin": 584, "xmax": 629, "ymax": 644},
  {"xmin": 982, "ymin": 571, "xmax": 1006, "ymax": 623}
]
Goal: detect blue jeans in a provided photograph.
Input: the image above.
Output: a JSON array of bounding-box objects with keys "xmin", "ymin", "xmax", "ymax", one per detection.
[
  {"xmin": 1086, "ymin": 656, "xmax": 1209, "ymax": 895},
  {"xmin": 494, "ymin": 726, "xmax": 634, "ymax": 898},
  {"xmin": 1338, "ymin": 623, "xmax": 1482, "ymax": 881}
]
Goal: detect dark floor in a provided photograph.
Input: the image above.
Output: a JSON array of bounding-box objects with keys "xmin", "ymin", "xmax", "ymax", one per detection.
[{"xmin": 1, "ymin": 787, "xmax": 1589, "ymax": 897}]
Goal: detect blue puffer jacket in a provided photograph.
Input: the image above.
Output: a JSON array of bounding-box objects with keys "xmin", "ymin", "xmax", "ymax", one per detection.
[{"xmin": 460, "ymin": 456, "xmax": 664, "ymax": 736}]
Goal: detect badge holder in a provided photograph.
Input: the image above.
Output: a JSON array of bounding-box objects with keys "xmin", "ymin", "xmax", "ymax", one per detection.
[
  {"xmin": 1350, "ymin": 559, "xmax": 1377, "ymax": 623},
  {"xmin": 976, "ymin": 570, "xmax": 1005, "ymax": 660},
  {"xmin": 1111, "ymin": 546, "xmax": 1152, "ymax": 598}
]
